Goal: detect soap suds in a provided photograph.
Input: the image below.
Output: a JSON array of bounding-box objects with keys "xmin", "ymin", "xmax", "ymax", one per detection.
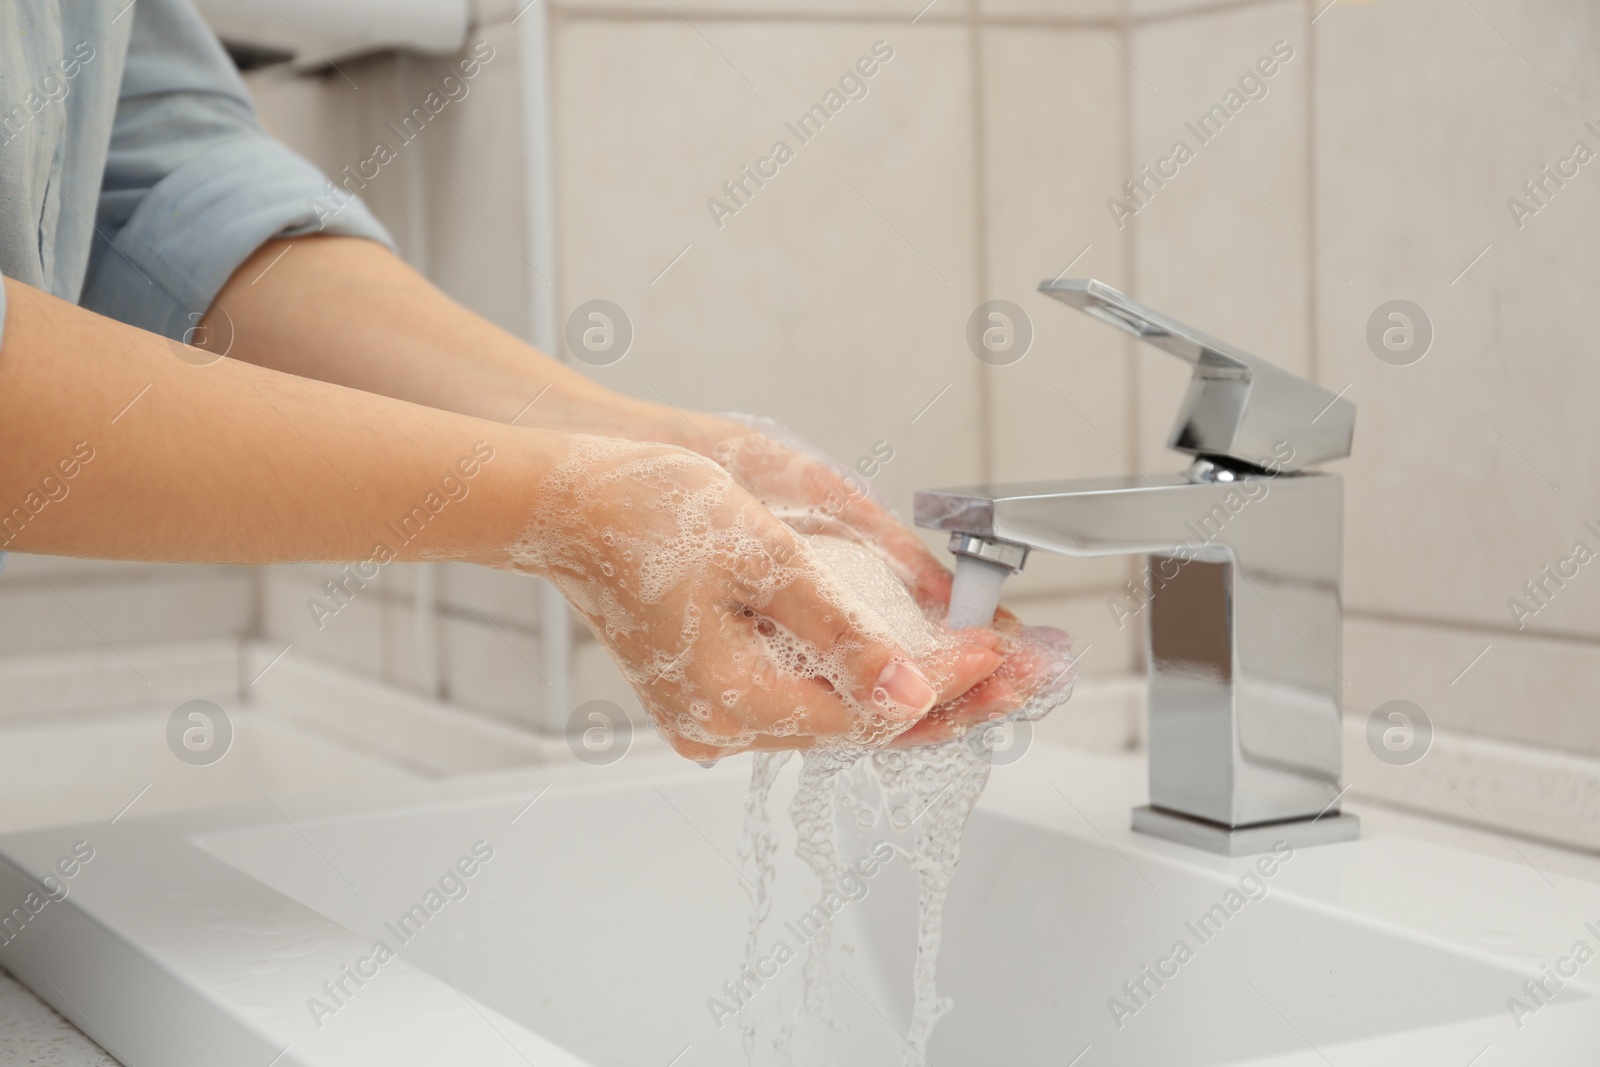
[
  {"xmin": 508, "ymin": 436, "xmax": 975, "ymax": 759},
  {"xmin": 513, "ymin": 436, "xmax": 1077, "ymax": 1061}
]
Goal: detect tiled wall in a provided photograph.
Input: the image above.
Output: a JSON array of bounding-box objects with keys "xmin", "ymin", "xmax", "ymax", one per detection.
[
  {"xmin": 1121, "ymin": 0, "xmax": 1600, "ymax": 762},
  {"xmin": 11, "ymin": 0, "xmax": 1598, "ymax": 764},
  {"xmin": 539, "ymin": 0, "xmax": 1146, "ymax": 690}
]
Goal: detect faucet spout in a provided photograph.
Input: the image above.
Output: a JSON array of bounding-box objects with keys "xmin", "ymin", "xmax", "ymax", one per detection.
[
  {"xmin": 915, "ymin": 278, "xmax": 1358, "ymax": 854},
  {"xmin": 915, "ymin": 462, "xmax": 1338, "ymax": 583},
  {"xmin": 915, "ymin": 464, "xmax": 1351, "ymax": 849}
]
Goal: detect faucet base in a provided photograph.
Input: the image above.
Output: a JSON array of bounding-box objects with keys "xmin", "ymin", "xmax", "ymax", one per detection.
[{"xmin": 1131, "ymin": 806, "xmax": 1360, "ymax": 857}]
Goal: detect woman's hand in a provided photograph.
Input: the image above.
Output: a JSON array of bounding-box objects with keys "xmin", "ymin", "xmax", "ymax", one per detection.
[
  {"xmin": 674, "ymin": 414, "xmax": 976, "ymax": 621},
  {"xmin": 888, "ymin": 620, "xmax": 1078, "ymax": 747},
  {"xmin": 507, "ymin": 436, "xmax": 1006, "ymax": 760}
]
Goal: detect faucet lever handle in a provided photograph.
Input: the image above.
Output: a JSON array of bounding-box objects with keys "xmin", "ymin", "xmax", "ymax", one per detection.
[{"xmin": 1039, "ymin": 278, "xmax": 1354, "ymax": 473}]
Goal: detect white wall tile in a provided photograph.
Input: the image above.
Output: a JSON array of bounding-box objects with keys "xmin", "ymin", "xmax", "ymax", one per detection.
[
  {"xmin": 0, "ymin": 640, "xmax": 240, "ymax": 717},
  {"xmin": 416, "ymin": 22, "xmax": 539, "ymax": 337},
  {"xmin": 440, "ymin": 613, "xmax": 546, "ymax": 724},
  {"xmin": 1316, "ymin": 0, "xmax": 1600, "ymax": 645},
  {"xmin": 1131, "ymin": 0, "xmax": 1310, "ymax": 468},
  {"xmin": 553, "ymin": 21, "xmax": 983, "ymax": 560},
  {"xmin": 981, "ymin": 26, "xmax": 1136, "ymax": 600},
  {"xmin": 247, "ymin": 644, "xmax": 556, "ymax": 775},
  {"xmin": 0, "ymin": 567, "xmax": 253, "ymax": 657},
  {"xmin": 260, "ymin": 566, "xmax": 385, "ymax": 678},
  {"xmin": 438, "ymin": 563, "xmax": 544, "ymax": 630},
  {"xmin": 1345, "ymin": 614, "xmax": 1600, "ymax": 757}
]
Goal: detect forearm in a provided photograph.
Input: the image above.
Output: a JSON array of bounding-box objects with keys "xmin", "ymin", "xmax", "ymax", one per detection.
[
  {"xmin": 205, "ymin": 236, "xmax": 711, "ymax": 448},
  {"xmin": 0, "ymin": 278, "xmax": 557, "ymax": 567}
]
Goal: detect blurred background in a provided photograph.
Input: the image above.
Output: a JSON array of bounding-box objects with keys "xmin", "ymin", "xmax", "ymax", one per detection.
[{"xmin": 2, "ymin": 0, "xmax": 1597, "ymax": 856}]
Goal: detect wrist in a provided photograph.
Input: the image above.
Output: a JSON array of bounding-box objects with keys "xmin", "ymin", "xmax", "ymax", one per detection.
[{"xmin": 438, "ymin": 424, "xmax": 566, "ymax": 570}]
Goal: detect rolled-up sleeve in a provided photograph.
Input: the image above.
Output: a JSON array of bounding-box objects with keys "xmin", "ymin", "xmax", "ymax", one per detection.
[{"xmin": 80, "ymin": 0, "xmax": 393, "ymax": 340}]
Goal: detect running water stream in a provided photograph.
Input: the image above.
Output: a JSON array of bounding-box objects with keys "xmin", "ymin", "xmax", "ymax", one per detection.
[{"xmin": 733, "ymin": 537, "xmax": 1075, "ymax": 1065}]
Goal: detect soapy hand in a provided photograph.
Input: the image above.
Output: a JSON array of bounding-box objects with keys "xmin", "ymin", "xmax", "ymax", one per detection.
[
  {"xmin": 888, "ymin": 618, "xmax": 1077, "ymax": 747},
  {"xmin": 692, "ymin": 415, "xmax": 969, "ymax": 619},
  {"xmin": 508, "ymin": 437, "xmax": 1007, "ymax": 760},
  {"xmin": 685, "ymin": 416, "xmax": 1081, "ymax": 745}
]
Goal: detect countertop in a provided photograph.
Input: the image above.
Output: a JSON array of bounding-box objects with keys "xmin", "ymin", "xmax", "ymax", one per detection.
[
  {"xmin": 2, "ymin": 678, "xmax": 1597, "ymax": 1064},
  {"xmin": 0, "ymin": 970, "xmax": 117, "ymax": 1066}
]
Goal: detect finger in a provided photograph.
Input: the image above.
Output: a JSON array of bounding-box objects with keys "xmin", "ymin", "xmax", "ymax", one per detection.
[
  {"xmin": 917, "ymin": 641, "xmax": 1004, "ymax": 705},
  {"xmin": 887, "ymin": 674, "xmax": 1020, "ymax": 748},
  {"xmin": 737, "ymin": 666, "xmax": 916, "ymax": 748},
  {"xmin": 889, "ymin": 626, "xmax": 1078, "ymax": 747}
]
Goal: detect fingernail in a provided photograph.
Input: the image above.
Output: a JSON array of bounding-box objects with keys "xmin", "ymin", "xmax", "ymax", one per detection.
[{"xmin": 874, "ymin": 661, "xmax": 937, "ymax": 717}]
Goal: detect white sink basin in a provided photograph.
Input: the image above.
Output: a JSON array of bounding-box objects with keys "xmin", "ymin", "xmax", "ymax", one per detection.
[{"xmin": 1, "ymin": 745, "xmax": 1596, "ymax": 1065}]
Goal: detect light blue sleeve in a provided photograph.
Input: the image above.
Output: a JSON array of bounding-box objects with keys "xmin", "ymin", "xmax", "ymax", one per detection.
[{"xmin": 79, "ymin": 0, "xmax": 395, "ymax": 341}]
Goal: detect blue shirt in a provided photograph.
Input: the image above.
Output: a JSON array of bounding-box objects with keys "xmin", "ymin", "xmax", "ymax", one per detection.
[{"xmin": 0, "ymin": 0, "xmax": 393, "ymax": 348}]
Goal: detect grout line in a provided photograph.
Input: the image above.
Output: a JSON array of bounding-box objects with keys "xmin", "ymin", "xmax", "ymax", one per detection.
[
  {"xmin": 1304, "ymin": 0, "xmax": 1319, "ymax": 385},
  {"xmin": 541, "ymin": 0, "xmax": 1295, "ymax": 29},
  {"xmin": 1117, "ymin": 0, "xmax": 1147, "ymax": 673},
  {"xmin": 967, "ymin": 0, "xmax": 994, "ymax": 484},
  {"xmin": 533, "ymin": 6, "xmax": 572, "ymax": 361},
  {"xmin": 1127, "ymin": 0, "xmax": 1303, "ymax": 26},
  {"xmin": 1346, "ymin": 607, "xmax": 1600, "ymax": 650}
]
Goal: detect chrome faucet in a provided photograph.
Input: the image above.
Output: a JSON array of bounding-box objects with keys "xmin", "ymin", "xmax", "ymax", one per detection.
[{"xmin": 916, "ymin": 279, "xmax": 1358, "ymax": 856}]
